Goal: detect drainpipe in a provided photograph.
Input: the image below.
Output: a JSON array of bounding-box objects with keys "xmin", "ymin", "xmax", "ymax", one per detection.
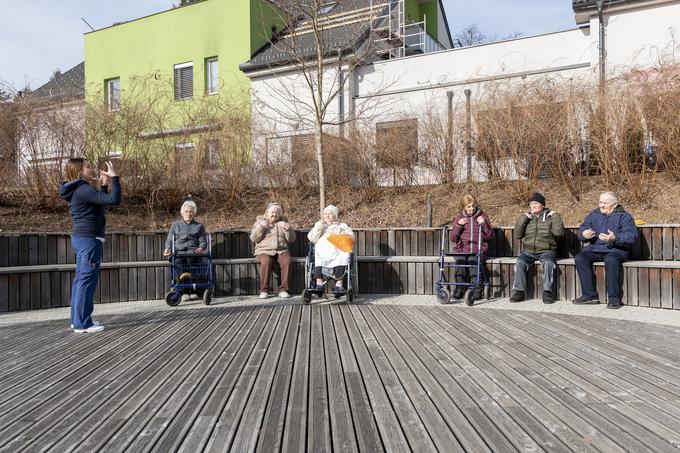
[
  {"xmin": 336, "ymin": 48, "xmax": 345, "ymax": 138},
  {"xmin": 446, "ymin": 91, "xmax": 453, "ymax": 182},
  {"xmin": 464, "ymin": 88, "xmax": 472, "ymax": 182},
  {"xmin": 596, "ymin": 0, "xmax": 606, "ymax": 92}
]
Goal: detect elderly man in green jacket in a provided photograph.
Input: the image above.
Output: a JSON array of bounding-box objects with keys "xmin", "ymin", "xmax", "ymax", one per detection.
[{"xmin": 510, "ymin": 193, "xmax": 565, "ymax": 304}]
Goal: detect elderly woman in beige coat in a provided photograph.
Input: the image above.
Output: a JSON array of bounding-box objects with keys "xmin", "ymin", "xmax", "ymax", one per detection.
[{"xmin": 250, "ymin": 203, "xmax": 296, "ymax": 299}]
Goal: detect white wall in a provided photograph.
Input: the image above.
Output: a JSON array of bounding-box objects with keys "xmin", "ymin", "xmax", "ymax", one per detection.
[
  {"xmin": 595, "ymin": 2, "xmax": 680, "ymax": 72},
  {"xmin": 246, "ymin": 0, "xmax": 680, "ymax": 185},
  {"xmin": 17, "ymin": 102, "xmax": 85, "ymax": 177}
]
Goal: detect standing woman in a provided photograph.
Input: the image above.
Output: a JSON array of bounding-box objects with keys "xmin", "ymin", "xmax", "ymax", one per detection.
[
  {"xmin": 450, "ymin": 194, "xmax": 493, "ymax": 300},
  {"xmin": 59, "ymin": 159, "xmax": 121, "ymax": 333}
]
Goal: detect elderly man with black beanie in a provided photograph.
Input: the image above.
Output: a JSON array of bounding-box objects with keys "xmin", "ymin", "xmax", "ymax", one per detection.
[{"xmin": 510, "ymin": 192, "xmax": 565, "ymax": 303}]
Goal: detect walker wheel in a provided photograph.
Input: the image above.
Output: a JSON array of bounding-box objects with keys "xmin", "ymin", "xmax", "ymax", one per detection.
[
  {"xmin": 202, "ymin": 289, "xmax": 212, "ymax": 306},
  {"xmin": 464, "ymin": 289, "xmax": 474, "ymax": 306},
  {"xmin": 346, "ymin": 289, "xmax": 355, "ymax": 304},
  {"xmin": 436, "ymin": 287, "xmax": 450, "ymax": 304},
  {"xmin": 165, "ymin": 290, "xmax": 181, "ymax": 307},
  {"xmin": 302, "ymin": 289, "xmax": 312, "ymax": 305}
]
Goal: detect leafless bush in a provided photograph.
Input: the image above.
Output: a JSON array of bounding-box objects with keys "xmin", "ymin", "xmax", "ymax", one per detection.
[{"xmin": 84, "ymin": 76, "xmax": 252, "ymax": 216}]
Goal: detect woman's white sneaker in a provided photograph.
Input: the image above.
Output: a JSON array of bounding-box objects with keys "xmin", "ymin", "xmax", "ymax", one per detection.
[
  {"xmin": 259, "ymin": 291, "xmax": 269, "ymax": 299},
  {"xmin": 73, "ymin": 321, "xmax": 104, "ymax": 333},
  {"xmin": 278, "ymin": 291, "xmax": 290, "ymax": 298}
]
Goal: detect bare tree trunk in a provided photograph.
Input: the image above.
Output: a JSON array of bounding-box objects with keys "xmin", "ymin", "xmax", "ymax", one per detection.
[{"xmin": 315, "ymin": 122, "xmax": 325, "ymax": 217}]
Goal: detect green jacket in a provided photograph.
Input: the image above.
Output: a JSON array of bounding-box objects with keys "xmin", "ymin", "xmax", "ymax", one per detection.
[{"xmin": 514, "ymin": 208, "xmax": 565, "ymax": 254}]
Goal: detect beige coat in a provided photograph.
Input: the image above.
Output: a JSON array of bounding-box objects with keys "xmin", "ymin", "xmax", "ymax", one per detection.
[{"xmin": 250, "ymin": 215, "xmax": 296, "ymax": 256}]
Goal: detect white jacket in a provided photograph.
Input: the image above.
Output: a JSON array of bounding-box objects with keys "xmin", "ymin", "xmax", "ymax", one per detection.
[{"xmin": 307, "ymin": 221, "xmax": 354, "ymax": 268}]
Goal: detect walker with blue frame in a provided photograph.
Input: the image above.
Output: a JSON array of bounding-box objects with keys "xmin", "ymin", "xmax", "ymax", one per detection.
[
  {"xmin": 435, "ymin": 223, "xmax": 490, "ymax": 305},
  {"xmin": 164, "ymin": 233, "xmax": 215, "ymax": 306}
]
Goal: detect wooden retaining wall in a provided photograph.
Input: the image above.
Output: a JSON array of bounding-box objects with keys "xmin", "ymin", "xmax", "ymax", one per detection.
[{"xmin": 1, "ymin": 225, "xmax": 679, "ymax": 312}]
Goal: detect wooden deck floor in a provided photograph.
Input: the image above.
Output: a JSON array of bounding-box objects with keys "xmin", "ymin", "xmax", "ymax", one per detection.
[{"xmin": 1, "ymin": 304, "xmax": 680, "ymax": 452}]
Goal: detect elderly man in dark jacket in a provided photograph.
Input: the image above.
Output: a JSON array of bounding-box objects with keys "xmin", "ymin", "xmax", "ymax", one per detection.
[
  {"xmin": 572, "ymin": 192, "xmax": 638, "ymax": 309},
  {"xmin": 510, "ymin": 193, "xmax": 565, "ymax": 304}
]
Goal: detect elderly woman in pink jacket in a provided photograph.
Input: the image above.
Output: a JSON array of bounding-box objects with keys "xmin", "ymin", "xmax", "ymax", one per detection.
[{"xmin": 450, "ymin": 194, "xmax": 493, "ymax": 300}]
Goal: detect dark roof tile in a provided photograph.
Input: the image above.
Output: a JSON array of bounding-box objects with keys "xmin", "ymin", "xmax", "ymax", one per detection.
[{"xmin": 31, "ymin": 62, "xmax": 84, "ymax": 100}]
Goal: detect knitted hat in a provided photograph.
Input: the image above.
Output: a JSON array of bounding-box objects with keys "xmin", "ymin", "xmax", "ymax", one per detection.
[
  {"xmin": 529, "ymin": 192, "xmax": 546, "ymax": 206},
  {"xmin": 323, "ymin": 204, "xmax": 339, "ymax": 217}
]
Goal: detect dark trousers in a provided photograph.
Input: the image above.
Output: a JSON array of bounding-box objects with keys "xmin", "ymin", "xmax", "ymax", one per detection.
[
  {"xmin": 256, "ymin": 253, "xmax": 291, "ymax": 292},
  {"xmin": 513, "ymin": 251, "xmax": 557, "ymax": 293},
  {"xmin": 454, "ymin": 255, "xmax": 485, "ymax": 284},
  {"xmin": 574, "ymin": 249, "xmax": 626, "ymax": 302},
  {"xmin": 70, "ymin": 236, "xmax": 103, "ymax": 330},
  {"xmin": 313, "ymin": 265, "xmax": 346, "ymax": 281}
]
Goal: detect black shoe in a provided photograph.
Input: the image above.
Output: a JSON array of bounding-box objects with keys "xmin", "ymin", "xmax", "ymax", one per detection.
[
  {"xmin": 542, "ymin": 291, "xmax": 555, "ymax": 304},
  {"xmin": 572, "ymin": 295, "xmax": 599, "ymax": 305},
  {"xmin": 607, "ymin": 300, "xmax": 622, "ymax": 309},
  {"xmin": 453, "ymin": 287, "xmax": 465, "ymax": 299},
  {"xmin": 509, "ymin": 290, "xmax": 524, "ymax": 303}
]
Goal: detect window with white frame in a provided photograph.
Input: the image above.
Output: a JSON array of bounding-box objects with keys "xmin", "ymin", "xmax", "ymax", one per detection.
[
  {"xmin": 205, "ymin": 57, "xmax": 218, "ymax": 95},
  {"xmin": 106, "ymin": 78, "xmax": 120, "ymax": 111},
  {"xmin": 174, "ymin": 62, "xmax": 193, "ymax": 100}
]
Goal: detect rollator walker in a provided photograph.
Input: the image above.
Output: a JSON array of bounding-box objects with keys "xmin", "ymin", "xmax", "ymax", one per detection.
[
  {"xmin": 164, "ymin": 233, "xmax": 215, "ymax": 306},
  {"xmin": 435, "ymin": 223, "xmax": 490, "ymax": 306}
]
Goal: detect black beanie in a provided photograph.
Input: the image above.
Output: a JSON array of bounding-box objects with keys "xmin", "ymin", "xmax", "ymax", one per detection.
[{"xmin": 529, "ymin": 192, "xmax": 546, "ymax": 206}]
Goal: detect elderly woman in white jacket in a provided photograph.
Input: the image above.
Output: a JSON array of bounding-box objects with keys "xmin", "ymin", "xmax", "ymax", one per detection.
[{"xmin": 307, "ymin": 204, "xmax": 354, "ymax": 293}]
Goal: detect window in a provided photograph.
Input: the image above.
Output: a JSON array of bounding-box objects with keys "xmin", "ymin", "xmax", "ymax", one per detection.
[
  {"xmin": 204, "ymin": 139, "xmax": 220, "ymax": 167},
  {"xmin": 205, "ymin": 57, "xmax": 218, "ymax": 95},
  {"xmin": 265, "ymin": 136, "xmax": 293, "ymax": 165},
  {"xmin": 175, "ymin": 142, "xmax": 195, "ymax": 167},
  {"xmin": 106, "ymin": 78, "xmax": 120, "ymax": 111},
  {"xmin": 375, "ymin": 119, "xmax": 419, "ymax": 168},
  {"xmin": 174, "ymin": 62, "xmax": 193, "ymax": 100}
]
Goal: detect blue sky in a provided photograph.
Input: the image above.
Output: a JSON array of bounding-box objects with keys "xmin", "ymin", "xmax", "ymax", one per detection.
[{"xmin": 0, "ymin": 0, "xmax": 576, "ymax": 92}]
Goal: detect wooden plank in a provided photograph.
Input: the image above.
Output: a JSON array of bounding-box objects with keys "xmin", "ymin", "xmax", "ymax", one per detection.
[
  {"xmin": 354, "ymin": 230, "xmax": 366, "ymax": 256},
  {"xmin": 407, "ymin": 262, "xmax": 416, "ymax": 294},
  {"xmin": 0, "ymin": 236, "xmax": 8, "ymax": 267},
  {"xmin": 662, "ymin": 227, "xmax": 673, "ymax": 261},
  {"xmin": 638, "ymin": 267, "xmax": 650, "ymax": 307},
  {"xmin": 674, "ymin": 269, "xmax": 680, "ymax": 310},
  {"xmin": 649, "ymin": 268, "xmax": 661, "ymax": 308},
  {"xmin": 595, "ymin": 266, "xmax": 606, "ymax": 302},
  {"xmin": 47, "ymin": 236, "xmax": 58, "ymax": 265},
  {"xmin": 30, "ymin": 273, "xmax": 41, "ymax": 310},
  {"xmin": 416, "ymin": 262, "xmax": 425, "ymax": 294},
  {"xmin": 0, "ymin": 275, "xmax": 8, "ymax": 312},
  {"xmin": 19, "ymin": 274, "xmax": 30, "ymax": 311},
  {"xmin": 281, "ymin": 305, "xmax": 311, "ymax": 451},
  {"xmin": 57, "ymin": 236, "xmax": 67, "ymax": 265},
  {"xmin": 651, "ymin": 228, "xmax": 663, "ymax": 260},
  {"xmin": 118, "ymin": 268, "xmax": 128, "ymax": 302},
  {"xmin": 306, "ymin": 307, "xmax": 332, "ymax": 452},
  {"xmin": 38, "ymin": 235, "xmax": 47, "ymax": 266},
  {"xmin": 661, "ymin": 268, "xmax": 673, "ymax": 310},
  {"xmin": 627, "ymin": 267, "xmax": 639, "ymax": 306},
  {"xmin": 640, "ymin": 228, "xmax": 652, "ymax": 260},
  {"xmin": 674, "ymin": 228, "xmax": 680, "ymax": 260},
  {"xmin": 319, "ymin": 307, "xmax": 359, "ymax": 452}
]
